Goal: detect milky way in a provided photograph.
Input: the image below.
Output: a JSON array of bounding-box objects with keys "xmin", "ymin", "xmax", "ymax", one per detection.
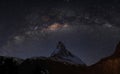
[{"xmin": 0, "ymin": 0, "xmax": 120, "ymax": 65}]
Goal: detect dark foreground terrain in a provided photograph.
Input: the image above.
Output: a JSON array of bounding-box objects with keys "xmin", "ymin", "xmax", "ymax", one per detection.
[{"xmin": 0, "ymin": 42, "xmax": 120, "ymax": 74}]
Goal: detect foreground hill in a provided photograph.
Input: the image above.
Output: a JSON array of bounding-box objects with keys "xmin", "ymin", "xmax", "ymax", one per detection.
[
  {"xmin": 87, "ymin": 42, "xmax": 120, "ymax": 74},
  {"xmin": 0, "ymin": 56, "xmax": 23, "ymax": 74},
  {"xmin": 0, "ymin": 41, "xmax": 120, "ymax": 74},
  {"xmin": 18, "ymin": 57, "xmax": 86, "ymax": 74},
  {"xmin": 0, "ymin": 42, "xmax": 86, "ymax": 74}
]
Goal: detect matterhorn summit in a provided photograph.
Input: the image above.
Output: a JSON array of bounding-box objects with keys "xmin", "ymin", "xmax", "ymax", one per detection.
[{"xmin": 50, "ymin": 41, "xmax": 86, "ymax": 66}]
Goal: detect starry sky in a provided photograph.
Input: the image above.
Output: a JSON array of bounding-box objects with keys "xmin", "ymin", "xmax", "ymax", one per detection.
[{"xmin": 0, "ymin": 0, "xmax": 120, "ymax": 65}]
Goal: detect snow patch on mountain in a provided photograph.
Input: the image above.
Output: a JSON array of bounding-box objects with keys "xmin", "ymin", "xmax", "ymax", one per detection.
[{"xmin": 50, "ymin": 41, "xmax": 86, "ymax": 66}]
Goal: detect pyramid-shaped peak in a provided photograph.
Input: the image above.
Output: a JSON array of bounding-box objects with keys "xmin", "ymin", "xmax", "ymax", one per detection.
[
  {"xmin": 113, "ymin": 41, "xmax": 120, "ymax": 56},
  {"xmin": 51, "ymin": 41, "xmax": 69, "ymax": 57},
  {"xmin": 50, "ymin": 41, "xmax": 86, "ymax": 65},
  {"xmin": 57, "ymin": 41, "xmax": 66, "ymax": 49}
]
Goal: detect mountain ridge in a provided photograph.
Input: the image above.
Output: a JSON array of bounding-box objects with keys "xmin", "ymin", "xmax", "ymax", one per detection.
[
  {"xmin": 50, "ymin": 41, "xmax": 86, "ymax": 66},
  {"xmin": 0, "ymin": 41, "xmax": 120, "ymax": 74},
  {"xmin": 87, "ymin": 41, "xmax": 120, "ymax": 74}
]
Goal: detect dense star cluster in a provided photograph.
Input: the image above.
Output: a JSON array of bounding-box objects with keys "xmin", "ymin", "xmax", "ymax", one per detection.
[
  {"xmin": 0, "ymin": 0, "xmax": 120, "ymax": 65},
  {"xmin": 7, "ymin": 7, "xmax": 120, "ymax": 42}
]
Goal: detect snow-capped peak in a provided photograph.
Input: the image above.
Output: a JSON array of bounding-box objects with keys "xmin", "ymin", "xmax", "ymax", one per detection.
[{"xmin": 50, "ymin": 41, "xmax": 86, "ymax": 66}]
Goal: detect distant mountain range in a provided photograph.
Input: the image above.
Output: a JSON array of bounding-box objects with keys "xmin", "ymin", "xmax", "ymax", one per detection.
[{"xmin": 0, "ymin": 41, "xmax": 120, "ymax": 74}]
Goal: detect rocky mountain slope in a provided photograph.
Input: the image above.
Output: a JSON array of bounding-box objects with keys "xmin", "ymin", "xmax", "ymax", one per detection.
[
  {"xmin": 0, "ymin": 41, "xmax": 120, "ymax": 74},
  {"xmin": 50, "ymin": 41, "xmax": 86, "ymax": 66},
  {"xmin": 87, "ymin": 42, "xmax": 120, "ymax": 74}
]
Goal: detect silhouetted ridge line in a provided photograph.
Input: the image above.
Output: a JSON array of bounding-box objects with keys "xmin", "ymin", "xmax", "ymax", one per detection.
[{"xmin": 50, "ymin": 41, "xmax": 86, "ymax": 65}]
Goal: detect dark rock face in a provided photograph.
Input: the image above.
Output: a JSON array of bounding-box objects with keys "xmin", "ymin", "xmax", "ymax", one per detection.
[
  {"xmin": 0, "ymin": 56, "xmax": 86, "ymax": 74},
  {"xmin": 18, "ymin": 58, "xmax": 86, "ymax": 74},
  {"xmin": 87, "ymin": 42, "xmax": 120, "ymax": 74},
  {"xmin": 113, "ymin": 42, "xmax": 120, "ymax": 57},
  {"xmin": 88, "ymin": 57, "xmax": 120, "ymax": 74},
  {"xmin": 0, "ymin": 56, "xmax": 22, "ymax": 74}
]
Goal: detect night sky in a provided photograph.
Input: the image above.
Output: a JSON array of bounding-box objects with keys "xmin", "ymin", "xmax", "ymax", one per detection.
[{"xmin": 0, "ymin": 0, "xmax": 120, "ymax": 65}]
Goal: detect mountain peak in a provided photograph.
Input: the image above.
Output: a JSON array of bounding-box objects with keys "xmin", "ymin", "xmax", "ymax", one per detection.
[
  {"xmin": 50, "ymin": 41, "xmax": 86, "ymax": 66},
  {"xmin": 57, "ymin": 41, "xmax": 66, "ymax": 50}
]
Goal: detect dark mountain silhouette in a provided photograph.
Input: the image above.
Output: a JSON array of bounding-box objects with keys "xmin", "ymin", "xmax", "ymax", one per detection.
[
  {"xmin": 0, "ymin": 41, "xmax": 120, "ymax": 74},
  {"xmin": 87, "ymin": 41, "xmax": 120, "ymax": 74},
  {"xmin": 18, "ymin": 57, "xmax": 86, "ymax": 74},
  {"xmin": 0, "ymin": 56, "xmax": 23, "ymax": 74},
  {"xmin": 18, "ymin": 41, "xmax": 86, "ymax": 74},
  {"xmin": 0, "ymin": 41, "xmax": 86, "ymax": 74}
]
